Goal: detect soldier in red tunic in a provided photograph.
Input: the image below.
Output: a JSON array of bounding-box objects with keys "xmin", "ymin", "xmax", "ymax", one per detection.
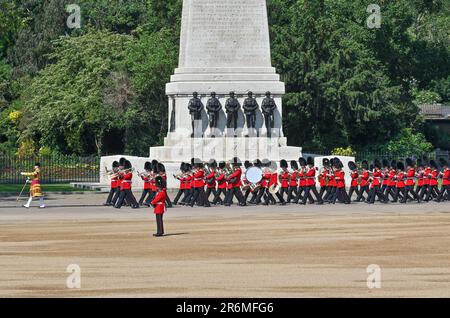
[
  {"xmin": 115, "ymin": 160, "xmax": 139, "ymax": 209},
  {"xmin": 212, "ymin": 161, "xmax": 227, "ymax": 205},
  {"xmin": 404, "ymin": 158, "xmax": 420, "ymax": 203},
  {"xmin": 367, "ymin": 160, "xmax": 387, "ymax": 204},
  {"xmin": 189, "ymin": 159, "xmax": 210, "ymax": 207},
  {"xmin": 151, "ymin": 176, "xmax": 167, "ymax": 237},
  {"xmin": 330, "ymin": 158, "xmax": 350, "ymax": 204},
  {"xmin": 104, "ymin": 161, "xmax": 119, "ymax": 206},
  {"xmin": 138, "ymin": 161, "xmax": 153, "ymax": 206},
  {"xmin": 173, "ymin": 162, "xmax": 187, "ymax": 205},
  {"xmin": 425, "ymin": 160, "xmax": 440, "ymax": 201},
  {"xmin": 180, "ymin": 164, "xmax": 194, "ymax": 205},
  {"xmin": 224, "ymin": 157, "xmax": 246, "ymax": 206},
  {"xmin": 279, "ymin": 160, "xmax": 290, "ymax": 202},
  {"xmin": 355, "ymin": 160, "xmax": 369, "ymax": 202},
  {"xmin": 318, "ymin": 158, "xmax": 330, "ymax": 202},
  {"xmin": 293, "ymin": 157, "xmax": 307, "ymax": 203},
  {"xmin": 437, "ymin": 158, "xmax": 449, "ymax": 202},
  {"xmin": 393, "ymin": 161, "xmax": 406, "ymax": 203},
  {"xmin": 242, "ymin": 160, "xmax": 254, "ymax": 202},
  {"xmin": 286, "ymin": 160, "xmax": 299, "ymax": 203},
  {"xmin": 205, "ymin": 159, "xmax": 218, "ymax": 204},
  {"xmin": 300, "ymin": 157, "xmax": 323, "ymax": 205},
  {"xmin": 348, "ymin": 161, "xmax": 359, "ymax": 201}
]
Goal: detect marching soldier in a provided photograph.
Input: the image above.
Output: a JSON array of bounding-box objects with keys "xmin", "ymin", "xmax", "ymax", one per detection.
[
  {"xmin": 180, "ymin": 163, "xmax": 194, "ymax": 205},
  {"xmin": 279, "ymin": 160, "xmax": 290, "ymax": 201},
  {"xmin": 301, "ymin": 157, "xmax": 323, "ymax": 205},
  {"xmin": 385, "ymin": 160, "xmax": 397, "ymax": 201},
  {"xmin": 143, "ymin": 160, "xmax": 159, "ymax": 206},
  {"xmin": 104, "ymin": 161, "xmax": 119, "ymax": 206},
  {"xmin": 330, "ymin": 158, "xmax": 350, "ymax": 204},
  {"xmin": 189, "ymin": 159, "xmax": 210, "ymax": 207},
  {"xmin": 393, "ymin": 161, "xmax": 406, "ymax": 203},
  {"xmin": 348, "ymin": 161, "xmax": 359, "ymax": 201},
  {"xmin": 115, "ymin": 160, "xmax": 139, "ymax": 209},
  {"xmin": 249, "ymin": 159, "xmax": 266, "ymax": 204},
  {"xmin": 225, "ymin": 157, "xmax": 246, "ymax": 206},
  {"xmin": 212, "ymin": 161, "xmax": 227, "ymax": 205},
  {"xmin": 21, "ymin": 162, "xmax": 45, "ymax": 209},
  {"xmin": 157, "ymin": 163, "xmax": 172, "ymax": 208},
  {"xmin": 151, "ymin": 176, "xmax": 167, "ymax": 237},
  {"xmin": 111, "ymin": 157, "xmax": 126, "ymax": 206},
  {"xmin": 242, "ymin": 160, "xmax": 254, "ymax": 202},
  {"xmin": 173, "ymin": 162, "xmax": 187, "ymax": 205},
  {"xmin": 425, "ymin": 160, "xmax": 440, "ymax": 201},
  {"xmin": 355, "ymin": 160, "xmax": 370, "ymax": 202},
  {"xmin": 419, "ymin": 160, "xmax": 431, "ymax": 201},
  {"xmin": 319, "ymin": 158, "xmax": 331, "ymax": 202},
  {"xmin": 436, "ymin": 158, "xmax": 449, "ymax": 202},
  {"xmin": 287, "ymin": 160, "xmax": 299, "ymax": 203},
  {"xmin": 205, "ymin": 159, "xmax": 218, "ymax": 203},
  {"xmin": 138, "ymin": 162, "xmax": 153, "ymax": 206},
  {"xmin": 367, "ymin": 160, "xmax": 388, "ymax": 204},
  {"xmin": 293, "ymin": 158, "xmax": 308, "ymax": 204},
  {"xmin": 404, "ymin": 158, "xmax": 420, "ymax": 203}
]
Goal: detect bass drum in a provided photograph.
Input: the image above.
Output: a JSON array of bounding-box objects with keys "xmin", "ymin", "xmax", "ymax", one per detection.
[{"xmin": 245, "ymin": 167, "xmax": 263, "ymax": 185}]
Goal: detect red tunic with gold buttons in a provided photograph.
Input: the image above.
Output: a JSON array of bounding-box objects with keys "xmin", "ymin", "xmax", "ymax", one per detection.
[
  {"xmin": 318, "ymin": 169, "xmax": 327, "ymax": 187},
  {"xmin": 120, "ymin": 172, "xmax": 133, "ymax": 190},
  {"xmin": 289, "ymin": 170, "xmax": 298, "ymax": 187},
  {"xmin": 298, "ymin": 169, "xmax": 307, "ymax": 187},
  {"xmin": 350, "ymin": 171, "xmax": 359, "ymax": 187},
  {"xmin": 280, "ymin": 170, "xmax": 289, "ymax": 188},
  {"xmin": 192, "ymin": 169, "xmax": 205, "ymax": 188},
  {"xmin": 205, "ymin": 170, "xmax": 216, "ymax": 189},
  {"xmin": 151, "ymin": 190, "xmax": 167, "ymax": 215},
  {"xmin": 335, "ymin": 170, "xmax": 345, "ymax": 188},
  {"xmin": 141, "ymin": 175, "xmax": 152, "ymax": 190},
  {"xmin": 396, "ymin": 171, "xmax": 405, "ymax": 188},
  {"xmin": 423, "ymin": 168, "xmax": 431, "ymax": 186},
  {"xmin": 443, "ymin": 168, "xmax": 450, "ymax": 186},
  {"xmin": 305, "ymin": 168, "xmax": 316, "ymax": 187},
  {"xmin": 406, "ymin": 168, "xmax": 415, "ymax": 187},
  {"xmin": 371, "ymin": 170, "xmax": 382, "ymax": 188},
  {"xmin": 360, "ymin": 171, "xmax": 369, "ymax": 187},
  {"xmin": 388, "ymin": 169, "xmax": 396, "ymax": 187},
  {"xmin": 216, "ymin": 172, "xmax": 227, "ymax": 189},
  {"xmin": 429, "ymin": 169, "xmax": 438, "ymax": 186}
]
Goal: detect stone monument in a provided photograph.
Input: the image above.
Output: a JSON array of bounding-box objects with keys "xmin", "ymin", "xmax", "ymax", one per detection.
[{"xmin": 101, "ymin": 0, "xmax": 302, "ymax": 188}]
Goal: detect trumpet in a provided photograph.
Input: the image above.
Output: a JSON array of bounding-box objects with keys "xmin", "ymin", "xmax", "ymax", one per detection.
[{"xmin": 108, "ymin": 168, "xmax": 134, "ymax": 179}]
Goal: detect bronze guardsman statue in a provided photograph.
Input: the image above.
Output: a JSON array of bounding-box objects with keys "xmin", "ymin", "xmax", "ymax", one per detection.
[
  {"xmin": 188, "ymin": 92, "xmax": 204, "ymax": 137},
  {"xmin": 206, "ymin": 92, "xmax": 222, "ymax": 137},
  {"xmin": 261, "ymin": 91, "xmax": 277, "ymax": 138},
  {"xmin": 225, "ymin": 91, "xmax": 241, "ymax": 137},
  {"xmin": 243, "ymin": 91, "xmax": 259, "ymax": 137}
]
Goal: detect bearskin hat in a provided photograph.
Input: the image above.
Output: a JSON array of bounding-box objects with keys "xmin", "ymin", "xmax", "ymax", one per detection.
[
  {"xmin": 361, "ymin": 160, "xmax": 369, "ymax": 170},
  {"xmin": 374, "ymin": 159, "xmax": 382, "ymax": 169},
  {"xmin": 439, "ymin": 158, "xmax": 448, "ymax": 167},
  {"xmin": 119, "ymin": 157, "xmax": 126, "ymax": 166},
  {"xmin": 299, "ymin": 157, "xmax": 307, "ymax": 167},
  {"xmin": 322, "ymin": 158, "xmax": 330, "ymax": 167},
  {"xmin": 219, "ymin": 161, "xmax": 226, "ymax": 169},
  {"xmin": 348, "ymin": 161, "xmax": 357, "ymax": 171},
  {"xmin": 124, "ymin": 160, "xmax": 132, "ymax": 170},
  {"xmin": 290, "ymin": 160, "xmax": 299, "ymax": 170},
  {"xmin": 244, "ymin": 160, "xmax": 252, "ymax": 169},
  {"xmin": 144, "ymin": 161, "xmax": 152, "ymax": 170},
  {"xmin": 157, "ymin": 163, "xmax": 166, "ymax": 173},
  {"xmin": 280, "ymin": 159, "xmax": 288, "ymax": 169},
  {"xmin": 307, "ymin": 156, "xmax": 314, "ymax": 166},
  {"xmin": 405, "ymin": 158, "xmax": 414, "ymax": 168},
  {"xmin": 112, "ymin": 161, "xmax": 119, "ymax": 169},
  {"xmin": 253, "ymin": 159, "xmax": 262, "ymax": 167},
  {"xmin": 262, "ymin": 159, "xmax": 271, "ymax": 167},
  {"xmin": 390, "ymin": 160, "xmax": 397, "ymax": 169},
  {"xmin": 208, "ymin": 159, "xmax": 217, "ymax": 169},
  {"xmin": 429, "ymin": 159, "xmax": 439, "ymax": 170},
  {"xmin": 155, "ymin": 176, "xmax": 165, "ymax": 189},
  {"xmin": 231, "ymin": 157, "xmax": 242, "ymax": 167},
  {"xmin": 397, "ymin": 161, "xmax": 405, "ymax": 171}
]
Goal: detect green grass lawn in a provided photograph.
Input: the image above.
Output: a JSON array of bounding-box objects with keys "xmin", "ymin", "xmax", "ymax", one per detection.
[{"xmin": 0, "ymin": 184, "xmax": 91, "ymax": 193}]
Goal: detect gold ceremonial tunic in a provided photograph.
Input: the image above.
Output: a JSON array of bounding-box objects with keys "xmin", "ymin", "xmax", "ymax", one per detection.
[{"xmin": 23, "ymin": 168, "xmax": 43, "ymax": 197}]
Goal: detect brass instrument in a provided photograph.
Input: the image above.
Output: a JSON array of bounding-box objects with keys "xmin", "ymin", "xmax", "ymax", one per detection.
[{"xmin": 108, "ymin": 168, "xmax": 134, "ymax": 179}]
